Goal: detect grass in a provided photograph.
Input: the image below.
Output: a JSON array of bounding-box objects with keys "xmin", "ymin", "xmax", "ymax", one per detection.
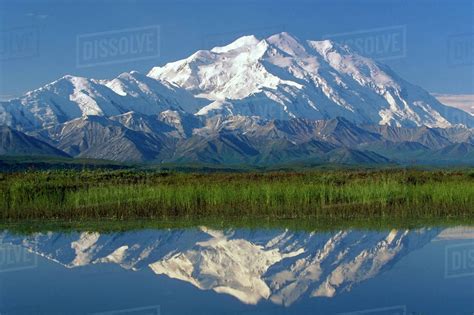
[
  {"xmin": 0, "ymin": 168, "xmax": 473, "ymax": 221},
  {"xmin": 0, "ymin": 155, "xmax": 134, "ymax": 172},
  {"xmin": 2, "ymin": 216, "xmax": 474, "ymax": 235}
]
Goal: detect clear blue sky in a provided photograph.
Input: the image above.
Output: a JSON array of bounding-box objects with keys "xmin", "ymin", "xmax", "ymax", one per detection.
[{"xmin": 0, "ymin": 0, "xmax": 473, "ymax": 99}]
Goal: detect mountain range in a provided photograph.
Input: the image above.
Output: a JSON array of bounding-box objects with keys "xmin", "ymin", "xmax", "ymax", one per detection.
[{"xmin": 1, "ymin": 32, "xmax": 473, "ymax": 165}]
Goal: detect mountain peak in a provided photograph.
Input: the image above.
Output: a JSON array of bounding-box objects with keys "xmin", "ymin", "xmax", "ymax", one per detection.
[
  {"xmin": 265, "ymin": 32, "xmax": 308, "ymax": 56},
  {"xmin": 116, "ymin": 70, "xmax": 141, "ymax": 79},
  {"xmin": 57, "ymin": 74, "xmax": 91, "ymax": 84},
  {"xmin": 211, "ymin": 35, "xmax": 260, "ymax": 53},
  {"xmin": 61, "ymin": 74, "xmax": 75, "ymax": 80},
  {"xmin": 266, "ymin": 31, "xmax": 297, "ymax": 41}
]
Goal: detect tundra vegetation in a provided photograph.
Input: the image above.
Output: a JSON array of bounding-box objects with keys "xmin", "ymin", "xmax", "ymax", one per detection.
[{"xmin": 1, "ymin": 169, "xmax": 473, "ymax": 224}]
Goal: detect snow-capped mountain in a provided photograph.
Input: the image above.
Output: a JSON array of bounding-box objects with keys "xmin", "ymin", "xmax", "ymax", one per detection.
[
  {"xmin": 0, "ymin": 71, "xmax": 201, "ymax": 131},
  {"xmin": 1, "ymin": 32, "xmax": 473, "ymax": 132},
  {"xmin": 1, "ymin": 32, "xmax": 473, "ymax": 164},
  {"xmin": 0, "ymin": 227, "xmax": 440, "ymax": 306},
  {"xmin": 148, "ymin": 32, "xmax": 474, "ymax": 128}
]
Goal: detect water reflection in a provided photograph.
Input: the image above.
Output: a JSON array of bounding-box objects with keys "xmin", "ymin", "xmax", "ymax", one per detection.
[
  {"xmin": 0, "ymin": 227, "xmax": 448, "ymax": 307},
  {"xmin": 1, "ymin": 226, "xmax": 474, "ymax": 314}
]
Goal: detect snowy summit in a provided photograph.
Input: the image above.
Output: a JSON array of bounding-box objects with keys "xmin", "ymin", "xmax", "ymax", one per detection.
[{"xmin": 1, "ymin": 32, "xmax": 473, "ymax": 131}]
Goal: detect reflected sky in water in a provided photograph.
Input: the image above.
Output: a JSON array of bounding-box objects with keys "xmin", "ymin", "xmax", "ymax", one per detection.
[{"xmin": 0, "ymin": 226, "xmax": 473, "ymax": 314}]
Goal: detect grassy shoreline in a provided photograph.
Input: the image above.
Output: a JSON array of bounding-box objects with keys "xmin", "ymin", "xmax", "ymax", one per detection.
[
  {"xmin": 1, "ymin": 169, "xmax": 473, "ymax": 221},
  {"xmin": 2, "ymin": 216, "xmax": 474, "ymax": 234}
]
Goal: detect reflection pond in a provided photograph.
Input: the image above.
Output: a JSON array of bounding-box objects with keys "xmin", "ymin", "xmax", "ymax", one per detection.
[{"xmin": 0, "ymin": 225, "xmax": 473, "ymax": 314}]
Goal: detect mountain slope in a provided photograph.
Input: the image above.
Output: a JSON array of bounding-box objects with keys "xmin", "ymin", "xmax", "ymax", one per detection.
[
  {"xmin": 0, "ymin": 126, "xmax": 69, "ymax": 157},
  {"xmin": 325, "ymin": 147, "xmax": 391, "ymax": 164},
  {"xmin": 358, "ymin": 140, "xmax": 431, "ymax": 162},
  {"xmin": 364, "ymin": 124, "xmax": 453, "ymax": 149},
  {"xmin": 37, "ymin": 115, "xmax": 170, "ymax": 162},
  {"xmin": 420, "ymin": 142, "xmax": 474, "ymax": 164},
  {"xmin": 0, "ymin": 72, "xmax": 201, "ymax": 131},
  {"xmin": 172, "ymin": 133, "xmax": 260, "ymax": 164}
]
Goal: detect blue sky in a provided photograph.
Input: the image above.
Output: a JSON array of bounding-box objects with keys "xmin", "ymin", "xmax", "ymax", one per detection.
[{"xmin": 0, "ymin": 0, "xmax": 473, "ymax": 99}]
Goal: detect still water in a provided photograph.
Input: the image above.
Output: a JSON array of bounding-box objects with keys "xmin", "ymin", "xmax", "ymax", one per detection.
[{"xmin": 0, "ymin": 226, "xmax": 473, "ymax": 314}]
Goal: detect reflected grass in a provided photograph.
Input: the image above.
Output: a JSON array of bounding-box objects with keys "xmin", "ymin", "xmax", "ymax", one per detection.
[{"xmin": 2, "ymin": 216, "xmax": 474, "ymax": 235}]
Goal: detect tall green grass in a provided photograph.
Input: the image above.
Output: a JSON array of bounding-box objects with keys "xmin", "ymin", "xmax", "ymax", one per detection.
[{"xmin": 0, "ymin": 169, "xmax": 473, "ymax": 220}]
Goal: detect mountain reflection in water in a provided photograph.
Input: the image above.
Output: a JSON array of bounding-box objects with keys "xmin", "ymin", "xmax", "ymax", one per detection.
[{"xmin": 0, "ymin": 227, "xmax": 449, "ymax": 306}]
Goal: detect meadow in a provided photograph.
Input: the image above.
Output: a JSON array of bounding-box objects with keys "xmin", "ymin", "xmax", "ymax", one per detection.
[{"xmin": 0, "ymin": 168, "xmax": 473, "ymax": 221}]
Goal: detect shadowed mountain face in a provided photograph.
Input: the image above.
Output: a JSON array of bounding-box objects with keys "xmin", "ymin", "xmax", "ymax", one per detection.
[
  {"xmin": 0, "ymin": 227, "xmax": 440, "ymax": 306},
  {"xmin": 8, "ymin": 113, "xmax": 471, "ymax": 165},
  {"xmin": 1, "ymin": 32, "xmax": 473, "ymax": 164},
  {"xmin": 32, "ymin": 115, "xmax": 171, "ymax": 162},
  {"xmin": 0, "ymin": 126, "xmax": 69, "ymax": 158},
  {"xmin": 0, "ymin": 112, "xmax": 471, "ymax": 164}
]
